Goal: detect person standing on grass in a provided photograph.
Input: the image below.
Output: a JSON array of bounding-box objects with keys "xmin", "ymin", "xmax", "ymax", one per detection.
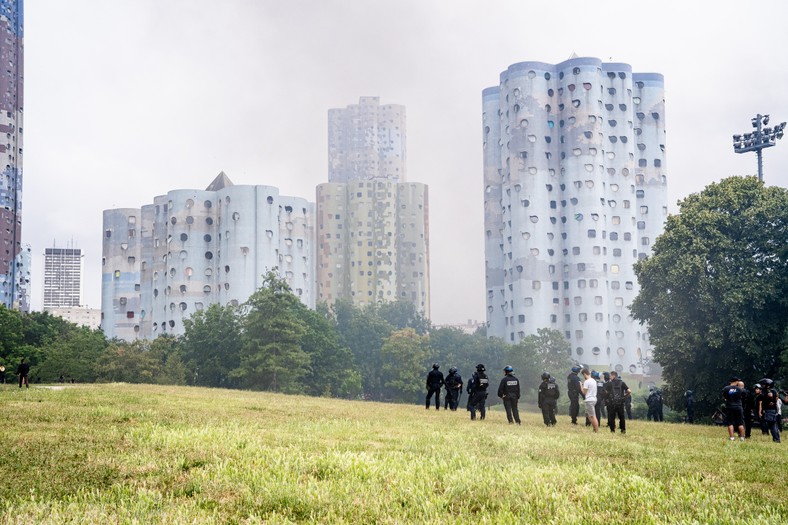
[
  {"xmin": 567, "ymin": 366, "xmax": 582, "ymax": 425},
  {"xmin": 758, "ymin": 379, "xmax": 781, "ymax": 443},
  {"xmin": 0, "ymin": 364, "xmax": 5, "ymax": 384},
  {"xmin": 538, "ymin": 372, "xmax": 559, "ymax": 426},
  {"xmin": 497, "ymin": 366, "xmax": 521, "ymax": 425},
  {"xmin": 580, "ymin": 368, "xmax": 599, "ymax": 433},
  {"xmin": 685, "ymin": 390, "xmax": 695, "ymax": 423},
  {"xmin": 443, "ymin": 367, "xmax": 463, "ymax": 411},
  {"xmin": 16, "ymin": 358, "xmax": 30, "ymax": 389},
  {"xmin": 467, "ymin": 364, "xmax": 489, "ymax": 421},
  {"xmin": 592, "ymin": 371, "xmax": 606, "ymax": 424},
  {"xmin": 425, "ymin": 363, "xmax": 444, "ymax": 410},
  {"xmin": 604, "ymin": 371, "xmax": 630, "ymax": 434},
  {"xmin": 722, "ymin": 377, "xmax": 745, "ymax": 442}
]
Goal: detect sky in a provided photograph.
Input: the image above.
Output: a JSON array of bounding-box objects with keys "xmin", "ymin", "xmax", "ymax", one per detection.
[{"xmin": 23, "ymin": 0, "xmax": 788, "ymax": 324}]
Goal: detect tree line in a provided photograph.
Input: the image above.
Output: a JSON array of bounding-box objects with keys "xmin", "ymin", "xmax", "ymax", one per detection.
[{"xmin": 0, "ymin": 271, "xmax": 573, "ymax": 404}]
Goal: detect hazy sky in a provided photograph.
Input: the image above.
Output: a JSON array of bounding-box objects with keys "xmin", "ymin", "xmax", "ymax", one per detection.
[{"xmin": 24, "ymin": 0, "xmax": 788, "ymax": 323}]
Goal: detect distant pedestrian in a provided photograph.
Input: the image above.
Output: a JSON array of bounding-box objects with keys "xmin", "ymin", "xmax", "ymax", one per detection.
[
  {"xmin": 0, "ymin": 364, "xmax": 5, "ymax": 384},
  {"xmin": 467, "ymin": 364, "xmax": 489, "ymax": 421},
  {"xmin": 685, "ymin": 390, "xmax": 695, "ymax": 423},
  {"xmin": 538, "ymin": 372, "xmax": 559, "ymax": 426},
  {"xmin": 604, "ymin": 371, "xmax": 630, "ymax": 434},
  {"xmin": 567, "ymin": 366, "xmax": 582, "ymax": 425},
  {"xmin": 16, "ymin": 358, "xmax": 30, "ymax": 389},
  {"xmin": 722, "ymin": 377, "xmax": 745, "ymax": 441},
  {"xmin": 497, "ymin": 366, "xmax": 521, "ymax": 425},
  {"xmin": 425, "ymin": 363, "xmax": 444, "ymax": 410},
  {"xmin": 580, "ymin": 369, "xmax": 599, "ymax": 433},
  {"xmin": 758, "ymin": 378, "xmax": 781, "ymax": 443},
  {"xmin": 444, "ymin": 367, "xmax": 463, "ymax": 411}
]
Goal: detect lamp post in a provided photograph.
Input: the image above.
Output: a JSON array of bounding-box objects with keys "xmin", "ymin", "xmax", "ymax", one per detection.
[{"xmin": 732, "ymin": 114, "xmax": 786, "ymax": 182}]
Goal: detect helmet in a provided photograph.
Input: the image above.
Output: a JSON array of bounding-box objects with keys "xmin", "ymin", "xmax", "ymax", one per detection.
[
  {"xmin": 685, "ymin": 390, "xmax": 694, "ymax": 396},
  {"xmin": 449, "ymin": 366, "xmax": 457, "ymax": 374},
  {"xmin": 503, "ymin": 365, "xmax": 514, "ymax": 373},
  {"xmin": 754, "ymin": 383, "xmax": 762, "ymax": 390},
  {"xmin": 541, "ymin": 372, "xmax": 550, "ymax": 380},
  {"xmin": 571, "ymin": 366, "xmax": 581, "ymax": 373},
  {"xmin": 432, "ymin": 363, "xmax": 440, "ymax": 370},
  {"xmin": 591, "ymin": 371, "xmax": 600, "ymax": 380},
  {"xmin": 603, "ymin": 372, "xmax": 610, "ymax": 381},
  {"xmin": 548, "ymin": 376, "xmax": 556, "ymax": 384},
  {"xmin": 476, "ymin": 363, "xmax": 486, "ymax": 372},
  {"xmin": 761, "ymin": 378, "xmax": 774, "ymax": 387}
]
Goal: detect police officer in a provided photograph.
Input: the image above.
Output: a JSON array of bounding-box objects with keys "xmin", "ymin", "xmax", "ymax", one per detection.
[
  {"xmin": 567, "ymin": 366, "xmax": 582, "ymax": 424},
  {"xmin": 444, "ymin": 367, "xmax": 463, "ymax": 411},
  {"xmin": 467, "ymin": 364, "xmax": 489, "ymax": 420},
  {"xmin": 538, "ymin": 372, "xmax": 560, "ymax": 426},
  {"xmin": 685, "ymin": 390, "xmax": 695, "ymax": 423},
  {"xmin": 604, "ymin": 371, "xmax": 631, "ymax": 434},
  {"xmin": 758, "ymin": 378, "xmax": 781, "ymax": 443},
  {"xmin": 592, "ymin": 371, "xmax": 606, "ymax": 424},
  {"xmin": 498, "ymin": 366, "xmax": 521, "ymax": 425},
  {"xmin": 722, "ymin": 377, "xmax": 745, "ymax": 441},
  {"xmin": 425, "ymin": 363, "xmax": 444, "ymax": 410}
]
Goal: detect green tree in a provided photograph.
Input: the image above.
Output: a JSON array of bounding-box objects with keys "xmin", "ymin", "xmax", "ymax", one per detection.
[
  {"xmin": 35, "ymin": 326, "xmax": 109, "ymax": 382},
  {"xmin": 632, "ymin": 177, "xmax": 788, "ymax": 415},
  {"xmin": 233, "ymin": 271, "xmax": 310, "ymax": 393},
  {"xmin": 380, "ymin": 328, "xmax": 429, "ymax": 403},
  {"xmin": 377, "ymin": 300, "xmax": 431, "ymax": 335},
  {"xmin": 182, "ymin": 303, "xmax": 243, "ymax": 388}
]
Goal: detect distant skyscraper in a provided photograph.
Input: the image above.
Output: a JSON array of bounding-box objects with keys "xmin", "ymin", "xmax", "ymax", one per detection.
[
  {"xmin": 44, "ymin": 247, "xmax": 82, "ymax": 308},
  {"xmin": 483, "ymin": 57, "xmax": 667, "ymax": 375},
  {"xmin": 317, "ymin": 97, "xmax": 430, "ymax": 314},
  {"xmin": 102, "ymin": 173, "xmax": 315, "ymax": 341},
  {"xmin": 0, "ymin": 1, "xmax": 26, "ymax": 311}
]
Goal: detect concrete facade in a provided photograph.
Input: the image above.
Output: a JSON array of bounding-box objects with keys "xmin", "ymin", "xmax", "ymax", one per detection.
[
  {"xmin": 43, "ymin": 248, "xmax": 82, "ymax": 308},
  {"xmin": 318, "ymin": 97, "xmax": 430, "ymax": 315},
  {"xmin": 483, "ymin": 57, "xmax": 667, "ymax": 375},
  {"xmin": 0, "ymin": 0, "xmax": 26, "ymax": 311},
  {"xmin": 44, "ymin": 307, "xmax": 101, "ymax": 329},
  {"xmin": 102, "ymin": 173, "xmax": 315, "ymax": 341}
]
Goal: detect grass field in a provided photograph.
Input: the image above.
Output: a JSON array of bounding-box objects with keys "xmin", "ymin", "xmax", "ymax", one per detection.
[{"xmin": 0, "ymin": 383, "xmax": 785, "ymax": 524}]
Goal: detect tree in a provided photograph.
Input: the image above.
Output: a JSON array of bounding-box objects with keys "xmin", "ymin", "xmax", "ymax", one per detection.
[
  {"xmin": 380, "ymin": 328, "xmax": 429, "ymax": 403},
  {"xmin": 182, "ymin": 303, "xmax": 243, "ymax": 388},
  {"xmin": 35, "ymin": 326, "xmax": 109, "ymax": 382},
  {"xmin": 377, "ymin": 300, "xmax": 431, "ymax": 335},
  {"xmin": 233, "ymin": 271, "xmax": 310, "ymax": 393},
  {"xmin": 632, "ymin": 177, "xmax": 788, "ymax": 415}
]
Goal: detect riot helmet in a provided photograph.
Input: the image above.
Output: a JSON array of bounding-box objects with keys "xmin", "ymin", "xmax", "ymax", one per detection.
[
  {"xmin": 541, "ymin": 372, "xmax": 550, "ymax": 380},
  {"xmin": 503, "ymin": 365, "xmax": 514, "ymax": 373},
  {"xmin": 476, "ymin": 363, "xmax": 486, "ymax": 372},
  {"xmin": 571, "ymin": 366, "xmax": 581, "ymax": 374},
  {"xmin": 432, "ymin": 363, "xmax": 440, "ymax": 370},
  {"xmin": 449, "ymin": 366, "xmax": 457, "ymax": 374}
]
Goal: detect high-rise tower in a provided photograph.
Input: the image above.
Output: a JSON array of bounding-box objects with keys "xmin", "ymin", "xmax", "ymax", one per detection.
[
  {"xmin": 44, "ymin": 247, "xmax": 82, "ymax": 308},
  {"xmin": 483, "ymin": 57, "xmax": 667, "ymax": 376},
  {"xmin": 0, "ymin": 0, "xmax": 25, "ymax": 310},
  {"xmin": 317, "ymin": 97, "xmax": 430, "ymax": 314}
]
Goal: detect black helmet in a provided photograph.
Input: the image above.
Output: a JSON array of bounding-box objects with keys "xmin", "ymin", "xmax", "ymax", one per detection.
[
  {"xmin": 548, "ymin": 376, "xmax": 556, "ymax": 384},
  {"xmin": 449, "ymin": 366, "xmax": 457, "ymax": 374},
  {"xmin": 476, "ymin": 363, "xmax": 486, "ymax": 372},
  {"xmin": 761, "ymin": 378, "xmax": 774, "ymax": 388},
  {"xmin": 432, "ymin": 363, "xmax": 440, "ymax": 370},
  {"xmin": 541, "ymin": 372, "xmax": 550, "ymax": 380},
  {"xmin": 685, "ymin": 390, "xmax": 694, "ymax": 396},
  {"xmin": 503, "ymin": 365, "xmax": 514, "ymax": 373}
]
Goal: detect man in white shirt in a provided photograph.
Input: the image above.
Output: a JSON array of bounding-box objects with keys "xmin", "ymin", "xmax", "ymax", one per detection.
[{"xmin": 580, "ymin": 368, "xmax": 599, "ymax": 432}]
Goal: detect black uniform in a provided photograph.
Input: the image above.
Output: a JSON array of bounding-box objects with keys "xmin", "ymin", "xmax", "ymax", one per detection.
[
  {"xmin": 425, "ymin": 369, "xmax": 444, "ymax": 410},
  {"xmin": 444, "ymin": 371, "xmax": 463, "ymax": 411},
  {"xmin": 498, "ymin": 373, "xmax": 521, "ymax": 425},
  {"xmin": 538, "ymin": 378, "xmax": 560, "ymax": 426},
  {"xmin": 759, "ymin": 388, "xmax": 781, "ymax": 442},
  {"xmin": 743, "ymin": 388, "xmax": 756, "ymax": 437},
  {"xmin": 468, "ymin": 371, "xmax": 489, "ymax": 420},
  {"xmin": 685, "ymin": 391, "xmax": 695, "ymax": 423},
  {"xmin": 604, "ymin": 377, "xmax": 629, "ymax": 433},
  {"xmin": 722, "ymin": 384, "xmax": 745, "ymax": 428},
  {"xmin": 16, "ymin": 361, "xmax": 30, "ymax": 389},
  {"xmin": 567, "ymin": 371, "xmax": 581, "ymax": 424},
  {"xmin": 594, "ymin": 378, "xmax": 606, "ymax": 423}
]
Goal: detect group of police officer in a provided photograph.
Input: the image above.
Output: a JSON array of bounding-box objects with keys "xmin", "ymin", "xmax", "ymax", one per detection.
[
  {"xmin": 425, "ymin": 363, "xmax": 632, "ymax": 433},
  {"xmin": 721, "ymin": 376, "xmax": 783, "ymax": 443}
]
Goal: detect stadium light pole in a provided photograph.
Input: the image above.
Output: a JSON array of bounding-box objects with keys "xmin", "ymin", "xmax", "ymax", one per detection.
[{"xmin": 732, "ymin": 114, "xmax": 786, "ymax": 182}]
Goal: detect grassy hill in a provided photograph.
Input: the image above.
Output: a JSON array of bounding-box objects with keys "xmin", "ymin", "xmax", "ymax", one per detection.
[{"xmin": 0, "ymin": 384, "xmax": 785, "ymax": 524}]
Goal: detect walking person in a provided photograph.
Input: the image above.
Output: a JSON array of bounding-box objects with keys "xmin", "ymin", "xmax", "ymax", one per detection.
[
  {"xmin": 722, "ymin": 377, "xmax": 745, "ymax": 441},
  {"xmin": 604, "ymin": 371, "xmax": 630, "ymax": 434},
  {"xmin": 467, "ymin": 364, "xmax": 489, "ymax": 421},
  {"xmin": 758, "ymin": 379, "xmax": 781, "ymax": 443},
  {"xmin": 497, "ymin": 366, "xmax": 521, "ymax": 425},
  {"xmin": 16, "ymin": 358, "xmax": 30, "ymax": 389},
  {"xmin": 425, "ymin": 363, "xmax": 444, "ymax": 410},
  {"xmin": 567, "ymin": 366, "xmax": 582, "ymax": 425},
  {"xmin": 580, "ymin": 369, "xmax": 599, "ymax": 433},
  {"xmin": 538, "ymin": 373, "xmax": 559, "ymax": 426},
  {"xmin": 443, "ymin": 367, "xmax": 463, "ymax": 411}
]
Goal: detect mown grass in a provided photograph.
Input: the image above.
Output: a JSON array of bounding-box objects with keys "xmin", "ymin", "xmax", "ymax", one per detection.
[{"xmin": 0, "ymin": 383, "xmax": 785, "ymax": 524}]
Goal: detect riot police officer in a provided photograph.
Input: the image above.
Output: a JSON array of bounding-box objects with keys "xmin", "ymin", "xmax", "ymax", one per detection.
[
  {"xmin": 538, "ymin": 372, "xmax": 560, "ymax": 426},
  {"xmin": 567, "ymin": 366, "xmax": 582, "ymax": 424},
  {"xmin": 444, "ymin": 367, "xmax": 463, "ymax": 411},
  {"xmin": 497, "ymin": 366, "xmax": 521, "ymax": 425},
  {"xmin": 425, "ymin": 363, "xmax": 444, "ymax": 410},
  {"xmin": 467, "ymin": 364, "xmax": 489, "ymax": 420}
]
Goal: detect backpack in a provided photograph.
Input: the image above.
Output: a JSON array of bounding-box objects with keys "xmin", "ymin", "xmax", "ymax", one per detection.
[{"xmin": 611, "ymin": 380, "xmax": 625, "ymax": 407}]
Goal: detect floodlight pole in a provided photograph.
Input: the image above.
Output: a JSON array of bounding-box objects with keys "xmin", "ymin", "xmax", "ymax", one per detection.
[{"xmin": 732, "ymin": 113, "xmax": 786, "ymax": 183}]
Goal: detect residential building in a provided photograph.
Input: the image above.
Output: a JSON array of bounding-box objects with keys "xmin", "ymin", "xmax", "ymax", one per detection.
[
  {"xmin": 317, "ymin": 97, "xmax": 430, "ymax": 314},
  {"xmin": 483, "ymin": 57, "xmax": 667, "ymax": 375},
  {"xmin": 43, "ymin": 247, "xmax": 82, "ymax": 308},
  {"xmin": 0, "ymin": 0, "xmax": 27, "ymax": 311},
  {"xmin": 102, "ymin": 173, "xmax": 315, "ymax": 341}
]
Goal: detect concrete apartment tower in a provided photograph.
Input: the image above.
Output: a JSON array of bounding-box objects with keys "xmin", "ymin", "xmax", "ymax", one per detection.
[
  {"xmin": 483, "ymin": 57, "xmax": 667, "ymax": 375},
  {"xmin": 44, "ymin": 247, "xmax": 82, "ymax": 307},
  {"xmin": 317, "ymin": 97, "xmax": 429, "ymax": 314},
  {"xmin": 102, "ymin": 173, "xmax": 315, "ymax": 341},
  {"xmin": 0, "ymin": 1, "xmax": 27, "ymax": 311}
]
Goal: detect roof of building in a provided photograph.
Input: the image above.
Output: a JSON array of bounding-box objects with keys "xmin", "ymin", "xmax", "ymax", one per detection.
[{"xmin": 205, "ymin": 171, "xmax": 234, "ymax": 191}]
